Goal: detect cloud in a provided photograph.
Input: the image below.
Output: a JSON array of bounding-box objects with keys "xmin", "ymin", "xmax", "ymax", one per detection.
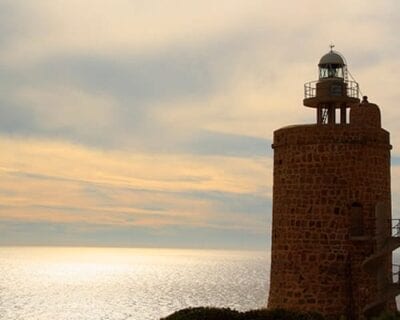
[
  {"xmin": 1, "ymin": 0, "xmax": 399, "ymax": 151},
  {"xmin": 0, "ymin": 219, "xmax": 269, "ymax": 249},
  {"xmin": 0, "ymin": 23, "xmax": 278, "ymax": 149},
  {"xmin": 0, "ymin": 0, "xmax": 270, "ymax": 65},
  {"xmin": 1, "ymin": 0, "xmax": 400, "ymax": 248},
  {"xmin": 0, "ymin": 137, "xmax": 272, "ymax": 242}
]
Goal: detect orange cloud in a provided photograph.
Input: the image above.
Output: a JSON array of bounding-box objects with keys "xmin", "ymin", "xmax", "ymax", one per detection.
[{"xmin": 0, "ymin": 137, "xmax": 271, "ymax": 231}]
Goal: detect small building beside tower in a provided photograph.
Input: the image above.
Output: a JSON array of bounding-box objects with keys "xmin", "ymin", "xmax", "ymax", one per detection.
[{"xmin": 268, "ymin": 48, "xmax": 399, "ymax": 319}]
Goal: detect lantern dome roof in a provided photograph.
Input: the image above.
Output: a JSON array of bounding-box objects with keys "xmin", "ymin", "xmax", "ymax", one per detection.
[{"xmin": 318, "ymin": 51, "xmax": 346, "ymax": 66}]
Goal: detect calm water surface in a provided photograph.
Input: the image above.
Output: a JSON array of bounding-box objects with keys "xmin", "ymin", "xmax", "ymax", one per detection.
[{"xmin": 0, "ymin": 247, "xmax": 269, "ymax": 320}]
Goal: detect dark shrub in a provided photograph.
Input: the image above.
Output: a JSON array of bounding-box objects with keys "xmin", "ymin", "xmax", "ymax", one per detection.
[
  {"xmin": 162, "ymin": 307, "xmax": 325, "ymax": 320},
  {"xmin": 242, "ymin": 308, "xmax": 325, "ymax": 320},
  {"xmin": 372, "ymin": 311, "xmax": 400, "ymax": 320},
  {"xmin": 161, "ymin": 307, "xmax": 241, "ymax": 320}
]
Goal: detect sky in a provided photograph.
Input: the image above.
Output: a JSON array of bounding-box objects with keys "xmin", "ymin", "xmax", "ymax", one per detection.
[{"xmin": 1, "ymin": 0, "xmax": 400, "ymax": 250}]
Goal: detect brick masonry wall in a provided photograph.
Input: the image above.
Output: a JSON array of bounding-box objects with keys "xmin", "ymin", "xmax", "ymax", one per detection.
[{"xmin": 267, "ymin": 123, "xmax": 392, "ymax": 319}]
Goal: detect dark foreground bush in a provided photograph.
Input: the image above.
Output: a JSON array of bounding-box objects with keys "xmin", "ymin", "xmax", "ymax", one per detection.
[
  {"xmin": 161, "ymin": 307, "xmax": 240, "ymax": 320},
  {"xmin": 161, "ymin": 307, "xmax": 325, "ymax": 320},
  {"xmin": 372, "ymin": 311, "xmax": 400, "ymax": 320},
  {"xmin": 242, "ymin": 309, "xmax": 324, "ymax": 320}
]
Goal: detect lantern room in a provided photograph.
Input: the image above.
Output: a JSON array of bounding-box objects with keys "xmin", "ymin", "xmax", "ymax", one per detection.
[{"xmin": 318, "ymin": 50, "xmax": 346, "ymax": 79}]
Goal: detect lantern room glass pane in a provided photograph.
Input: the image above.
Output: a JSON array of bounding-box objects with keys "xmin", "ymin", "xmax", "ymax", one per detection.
[{"xmin": 319, "ymin": 65, "xmax": 344, "ymax": 79}]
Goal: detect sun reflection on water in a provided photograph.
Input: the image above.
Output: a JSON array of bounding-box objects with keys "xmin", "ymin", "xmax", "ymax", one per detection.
[{"xmin": 0, "ymin": 247, "xmax": 269, "ymax": 320}]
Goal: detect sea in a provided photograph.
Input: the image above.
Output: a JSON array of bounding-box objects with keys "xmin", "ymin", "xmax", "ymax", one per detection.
[{"xmin": 0, "ymin": 247, "xmax": 270, "ymax": 320}]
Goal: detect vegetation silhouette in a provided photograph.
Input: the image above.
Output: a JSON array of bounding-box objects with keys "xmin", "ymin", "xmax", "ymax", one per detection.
[
  {"xmin": 161, "ymin": 307, "xmax": 325, "ymax": 320},
  {"xmin": 162, "ymin": 307, "xmax": 400, "ymax": 319},
  {"xmin": 372, "ymin": 311, "xmax": 400, "ymax": 320}
]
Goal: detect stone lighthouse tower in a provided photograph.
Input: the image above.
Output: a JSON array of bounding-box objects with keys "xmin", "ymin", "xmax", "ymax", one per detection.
[{"xmin": 268, "ymin": 48, "xmax": 398, "ymax": 319}]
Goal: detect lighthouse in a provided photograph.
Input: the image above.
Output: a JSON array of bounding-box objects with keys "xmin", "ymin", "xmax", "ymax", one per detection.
[{"xmin": 267, "ymin": 48, "xmax": 398, "ymax": 319}]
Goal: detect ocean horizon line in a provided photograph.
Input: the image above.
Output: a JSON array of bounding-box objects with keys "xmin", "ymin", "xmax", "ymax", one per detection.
[{"xmin": 0, "ymin": 244, "xmax": 269, "ymax": 253}]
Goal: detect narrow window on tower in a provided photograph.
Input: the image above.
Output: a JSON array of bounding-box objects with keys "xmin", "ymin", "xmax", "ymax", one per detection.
[{"xmin": 350, "ymin": 202, "xmax": 364, "ymax": 237}]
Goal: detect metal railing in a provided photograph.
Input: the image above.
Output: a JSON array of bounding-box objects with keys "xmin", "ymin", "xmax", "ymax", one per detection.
[
  {"xmin": 346, "ymin": 81, "xmax": 359, "ymax": 98},
  {"xmin": 392, "ymin": 219, "xmax": 400, "ymax": 237},
  {"xmin": 304, "ymin": 81, "xmax": 317, "ymax": 99},
  {"xmin": 393, "ymin": 264, "xmax": 400, "ymax": 284},
  {"xmin": 304, "ymin": 80, "xmax": 359, "ymax": 99}
]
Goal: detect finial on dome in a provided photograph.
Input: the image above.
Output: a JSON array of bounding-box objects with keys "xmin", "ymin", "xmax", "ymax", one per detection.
[
  {"xmin": 329, "ymin": 43, "xmax": 335, "ymax": 52},
  {"xmin": 362, "ymin": 96, "xmax": 369, "ymax": 103}
]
